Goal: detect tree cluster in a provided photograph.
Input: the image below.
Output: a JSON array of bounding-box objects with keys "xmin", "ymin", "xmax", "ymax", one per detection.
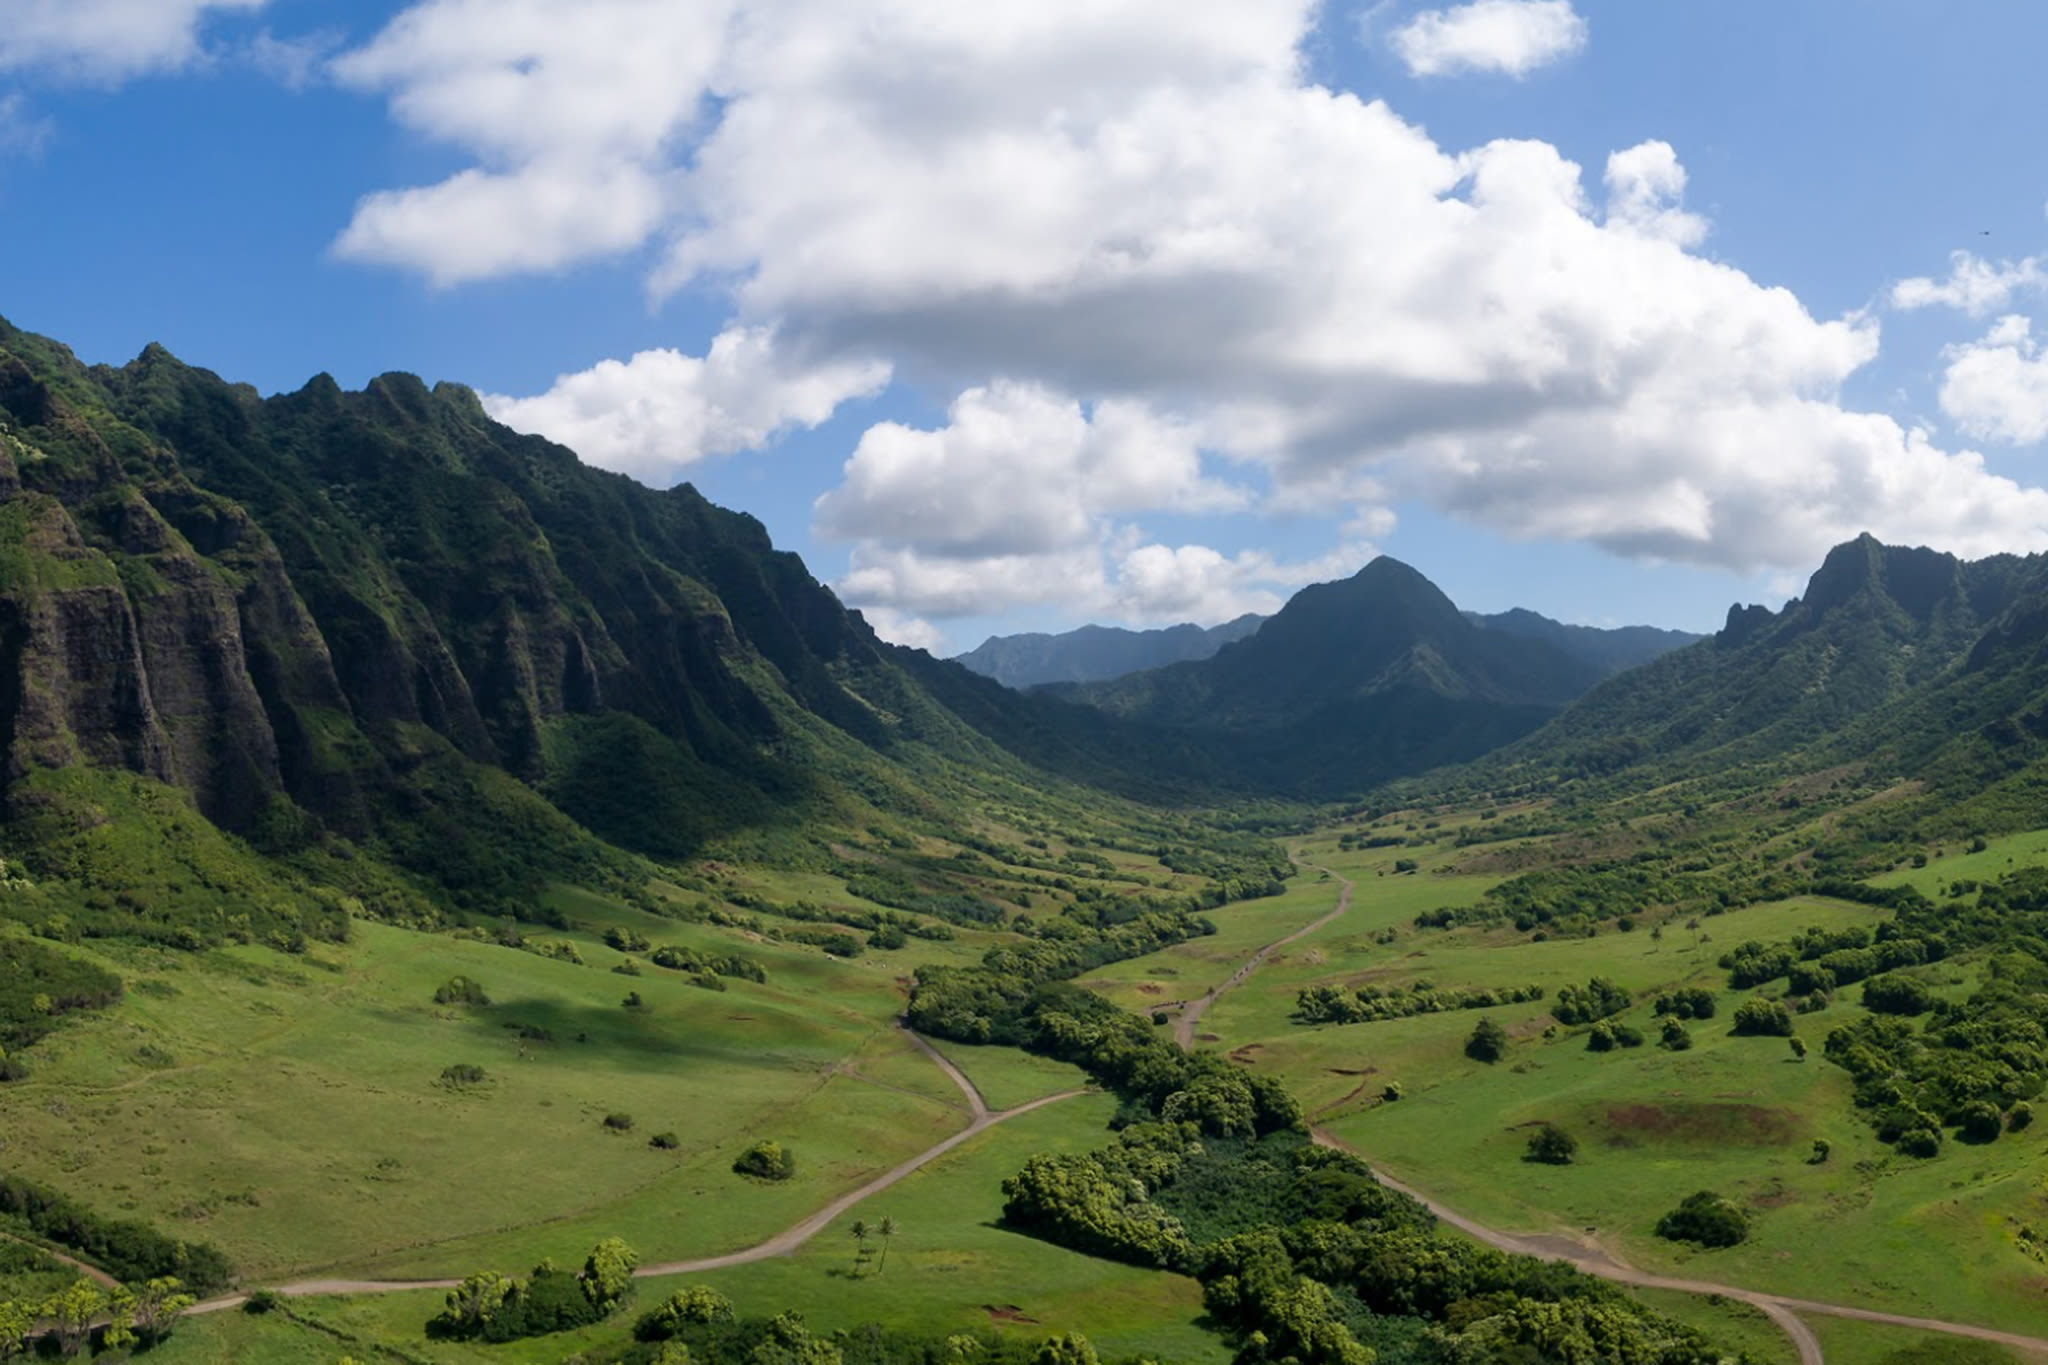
[
  {"xmin": 429, "ymin": 1237, "xmax": 638, "ymax": 1343},
  {"xmin": 1292, "ymin": 980, "xmax": 1543, "ymax": 1026},
  {"xmin": 0, "ymin": 1174, "xmax": 232, "ymax": 1293}
]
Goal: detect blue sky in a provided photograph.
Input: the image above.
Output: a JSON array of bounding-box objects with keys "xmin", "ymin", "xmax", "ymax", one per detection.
[{"xmin": 5, "ymin": 0, "xmax": 2048, "ymax": 653}]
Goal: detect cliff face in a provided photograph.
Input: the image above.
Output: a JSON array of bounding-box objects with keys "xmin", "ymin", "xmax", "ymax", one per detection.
[{"xmin": 0, "ymin": 318, "xmax": 896, "ymax": 865}]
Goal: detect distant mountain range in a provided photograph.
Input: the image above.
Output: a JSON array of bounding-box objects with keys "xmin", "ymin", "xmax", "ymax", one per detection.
[
  {"xmin": 954, "ymin": 616, "xmax": 1266, "ymax": 687},
  {"xmin": 956, "ymin": 605, "xmax": 1698, "ymax": 690}
]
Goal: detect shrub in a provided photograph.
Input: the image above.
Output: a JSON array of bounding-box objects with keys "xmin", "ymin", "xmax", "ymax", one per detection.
[
  {"xmin": 1731, "ymin": 998, "xmax": 1795, "ymax": 1037},
  {"xmin": 439, "ymin": 1063, "xmax": 488, "ymax": 1088},
  {"xmin": 1959, "ymin": 1101, "xmax": 2004, "ymax": 1144},
  {"xmin": 603, "ymin": 1113, "xmax": 635, "ymax": 1133},
  {"xmin": 2011, "ymin": 1102, "xmax": 2035, "ymax": 1132},
  {"xmin": 1897, "ymin": 1126, "xmax": 1943, "ymax": 1158},
  {"xmin": 1653, "ymin": 988, "xmax": 1716, "ymax": 1020},
  {"xmin": 1526, "ymin": 1123, "xmax": 1577, "ymax": 1165},
  {"xmin": 649, "ymin": 1132, "xmax": 680, "ymax": 1150},
  {"xmin": 733, "ymin": 1139, "xmax": 796, "ymax": 1181},
  {"xmin": 434, "ymin": 976, "xmax": 489, "ymax": 1006},
  {"xmin": 1382, "ymin": 1082, "xmax": 1404, "ymax": 1102},
  {"xmin": 1659, "ymin": 1017, "xmax": 1693, "ymax": 1051},
  {"xmin": 1464, "ymin": 1017, "xmax": 1507, "ymax": 1063},
  {"xmin": 622, "ymin": 991, "xmax": 644, "ymax": 1009},
  {"xmin": 1654, "ymin": 1190, "xmax": 1749, "ymax": 1247},
  {"xmin": 243, "ymin": 1290, "xmax": 283, "ymax": 1315},
  {"xmin": 1861, "ymin": 975, "xmax": 1936, "ymax": 1016}
]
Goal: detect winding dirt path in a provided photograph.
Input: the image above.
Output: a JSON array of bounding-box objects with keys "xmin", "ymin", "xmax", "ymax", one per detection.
[
  {"xmin": 188, "ymin": 1025, "xmax": 1081, "ymax": 1315},
  {"xmin": 1173, "ymin": 856, "xmax": 1354, "ymax": 1048},
  {"xmin": 0, "ymin": 1229, "xmax": 119, "ymax": 1290}
]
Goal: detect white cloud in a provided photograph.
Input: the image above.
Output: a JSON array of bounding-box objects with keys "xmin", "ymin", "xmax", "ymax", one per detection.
[
  {"xmin": 1938, "ymin": 315, "xmax": 2048, "ymax": 446},
  {"xmin": 0, "ymin": 0, "xmax": 265, "ymax": 83},
  {"xmin": 857, "ymin": 606, "xmax": 948, "ymax": 654},
  {"xmin": 813, "ymin": 382, "xmax": 1243, "ymax": 559},
  {"xmin": 1388, "ymin": 0, "xmax": 1587, "ymax": 78},
  {"xmin": 1892, "ymin": 251, "xmax": 2046, "ymax": 316},
  {"xmin": 341, "ymin": 0, "xmax": 2048, "ymax": 621},
  {"xmin": 482, "ymin": 328, "xmax": 889, "ymax": 485}
]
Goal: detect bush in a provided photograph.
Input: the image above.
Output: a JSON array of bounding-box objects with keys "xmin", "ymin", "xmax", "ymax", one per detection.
[
  {"xmin": 1464, "ymin": 1017, "xmax": 1507, "ymax": 1063},
  {"xmin": 1897, "ymin": 1126, "xmax": 1943, "ymax": 1158},
  {"xmin": 732, "ymin": 1139, "xmax": 796, "ymax": 1181},
  {"xmin": 649, "ymin": 1132, "xmax": 680, "ymax": 1150},
  {"xmin": 1525, "ymin": 1123, "xmax": 1577, "ymax": 1165},
  {"xmin": 1861, "ymin": 975, "xmax": 1936, "ymax": 1016},
  {"xmin": 1731, "ymin": 998, "xmax": 1795, "ymax": 1037},
  {"xmin": 2010, "ymin": 1101, "xmax": 2034, "ymax": 1132},
  {"xmin": 1959, "ymin": 1102, "xmax": 2004, "ymax": 1144},
  {"xmin": 1654, "ymin": 1190, "xmax": 1749, "ymax": 1247},
  {"xmin": 434, "ymin": 976, "xmax": 489, "ymax": 1006},
  {"xmin": 439, "ymin": 1063, "xmax": 488, "ymax": 1087},
  {"xmin": 242, "ymin": 1290, "xmax": 283, "ymax": 1315},
  {"xmin": 1653, "ymin": 988, "xmax": 1716, "ymax": 1020},
  {"xmin": 603, "ymin": 1113, "xmax": 635, "ymax": 1133},
  {"xmin": 1659, "ymin": 1017, "xmax": 1693, "ymax": 1051}
]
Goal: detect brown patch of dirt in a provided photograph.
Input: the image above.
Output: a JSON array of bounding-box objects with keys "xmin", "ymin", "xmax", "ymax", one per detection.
[
  {"xmin": 1228, "ymin": 1044, "xmax": 1265, "ymax": 1063},
  {"xmin": 1196, "ymin": 1033, "xmax": 1221, "ymax": 1043},
  {"xmin": 727, "ymin": 1015, "xmax": 755, "ymax": 1022},
  {"xmin": 1749, "ymin": 1183, "xmax": 1800, "ymax": 1210},
  {"xmin": 1135, "ymin": 983, "xmax": 1164, "ymax": 996},
  {"xmin": 1600, "ymin": 1102, "xmax": 1798, "ymax": 1147},
  {"xmin": 1328, "ymin": 1068, "xmax": 1374, "ymax": 1076},
  {"xmin": 984, "ymin": 1305, "xmax": 1039, "ymax": 1324}
]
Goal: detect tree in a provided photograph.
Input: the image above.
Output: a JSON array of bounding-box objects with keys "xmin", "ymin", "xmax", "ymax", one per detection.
[
  {"xmin": 639, "ymin": 1284, "xmax": 734, "ymax": 1339},
  {"xmin": 850, "ymin": 1219, "xmax": 872, "ymax": 1275},
  {"xmin": 1034, "ymin": 1332, "xmax": 1102, "ymax": 1365},
  {"xmin": 1465, "ymin": 1016, "xmax": 1507, "ymax": 1063},
  {"xmin": 1789, "ymin": 1036, "xmax": 1808, "ymax": 1061},
  {"xmin": 129, "ymin": 1276, "xmax": 195, "ymax": 1343},
  {"xmin": 1809, "ymin": 1139, "xmax": 1830, "ymax": 1164},
  {"xmin": 436, "ymin": 1270, "xmax": 517, "ymax": 1338},
  {"xmin": 734, "ymin": 1139, "xmax": 796, "ymax": 1180},
  {"xmin": 1526, "ymin": 1123, "xmax": 1578, "ymax": 1165},
  {"xmin": 1659, "ymin": 1017, "xmax": 1692, "ymax": 1051},
  {"xmin": 876, "ymin": 1216, "xmax": 899, "ymax": 1273},
  {"xmin": 43, "ymin": 1279, "xmax": 104, "ymax": 1357},
  {"xmin": 1732, "ymin": 998, "xmax": 1795, "ymax": 1037},
  {"xmin": 0, "ymin": 1300, "xmax": 33, "ymax": 1362},
  {"xmin": 583, "ymin": 1236, "xmax": 639, "ymax": 1309},
  {"xmin": 1654, "ymin": 1190, "xmax": 1749, "ymax": 1248}
]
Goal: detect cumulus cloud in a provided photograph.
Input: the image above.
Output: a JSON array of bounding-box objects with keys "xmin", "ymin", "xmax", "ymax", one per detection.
[
  {"xmin": 344, "ymin": 0, "xmax": 2048, "ymax": 621},
  {"xmin": 1938, "ymin": 316, "xmax": 2048, "ymax": 446},
  {"xmin": 1892, "ymin": 251, "xmax": 2046, "ymax": 316},
  {"xmin": 1388, "ymin": 0, "xmax": 1587, "ymax": 78},
  {"xmin": 814, "ymin": 382, "xmax": 1243, "ymax": 559},
  {"xmin": 0, "ymin": 0, "xmax": 265, "ymax": 83},
  {"xmin": 482, "ymin": 328, "xmax": 889, "ymax": 484}
]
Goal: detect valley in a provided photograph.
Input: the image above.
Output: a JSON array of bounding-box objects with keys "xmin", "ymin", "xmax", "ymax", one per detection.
[{"xmin": 7, "ymin": 317, "xmax": 2048, "ymax": 1364}]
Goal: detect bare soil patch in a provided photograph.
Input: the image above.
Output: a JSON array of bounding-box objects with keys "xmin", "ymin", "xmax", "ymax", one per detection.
[{"xmin": 1598, "ymin": 1101, "xmax": 1798, "ymax": 1148}]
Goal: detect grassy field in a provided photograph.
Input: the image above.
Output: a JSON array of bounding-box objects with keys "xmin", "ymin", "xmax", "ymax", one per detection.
[
  {"xmin": 1177, "ymin": 833, "xmax": 2048, "ymax": 1336},
  {"xmin": 0, "ymin": 904, "xmax": 991, "ymax": 1280},
  {"xmin": 152, "ymin": 1094, "xmax": 1226, "ymax": 1365},
  {"xmin": 1802, "ymin": 1315, "xmax": 2035, "ymax": 1365}
]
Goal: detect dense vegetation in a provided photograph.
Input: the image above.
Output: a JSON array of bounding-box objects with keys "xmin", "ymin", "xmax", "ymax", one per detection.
[{"xmin": 0, "ymin": 1174, "xmax": 232, "ymax": 1293}]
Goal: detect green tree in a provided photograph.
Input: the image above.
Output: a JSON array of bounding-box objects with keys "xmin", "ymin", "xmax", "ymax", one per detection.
[
  {"xmin": 849, "ymin": 1219, "xmax": 872, "ymax": 1275},
  {"xmin": 1659, "ymin": 1017, "xmax": 1693, "ymax": 1051},
  {"xmin": 1654, "ymin": 1190, "xmax": 1749, "ymax": 1247},
  {"xmin": 43, "ymin": 1279, "xmax": 104, "ymax": 1357},
  {"xmin": 875, "ymin": 1215, "xmax": 899, "ymax": 1273},
  {"xmin": 583, "ymin": 1236, "xmax": 639, "ymax": 1309},
  {"xmin": 437, "ymin": 1270, "xmax": 517, "ymax": 1337},
  {"xmin": 0, "ymin": 1300, "xmax": 33, "ymax": 1361},
  {"xmin": 1034, "ymin": 1332, "xmax": 1102, "ymax": 1365},
  {"xmin": 1526, "ymin": 1123, "xmax": 1578, "ymax": 1165},
  {"xmin": 1464, "ymin": 1016, "xmax": 1507, "ymax": 1063}
]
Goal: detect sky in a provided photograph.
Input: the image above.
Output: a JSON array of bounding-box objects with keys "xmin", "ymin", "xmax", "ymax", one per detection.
[{"xmin": 5, "ymin": 1, "xmax": 2048, "ymax": 655}]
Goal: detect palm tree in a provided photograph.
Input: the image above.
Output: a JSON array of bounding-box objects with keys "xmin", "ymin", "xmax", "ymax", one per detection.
[
  {"xmin": 876, "ymin": 1216, "xmax": 899, "ymax": 1273},
  {"xmin": 849, "ymin": 1219, "xmax": 871, "ymax": 1275}
]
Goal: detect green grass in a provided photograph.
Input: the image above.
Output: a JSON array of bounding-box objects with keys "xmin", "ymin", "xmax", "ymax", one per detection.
[
  {"xmin": 0, "ymin": 908, "xmax": 985, "ymax": 1281},
  {"xmin": 1803, "ymin": 1316, "xmax": 2034, "ymax": 1365},
  {"xmin": 921, "ymin": 1038, "xmax": 1090, "ymax": 1112},
  {"xmin": 1626, "ymin": 1288, "xmax": 1802, "ymax": 1365}
]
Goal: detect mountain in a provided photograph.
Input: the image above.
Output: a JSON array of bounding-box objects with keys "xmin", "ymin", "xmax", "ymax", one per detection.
[
  {"xmin": 0, "ymin": 316, "xmax": 1214, "ymax": 942},
  {"xmin": 954, "ymin": 615, "xmax": 1266, "ymax": 688},
  {"xmin": 1464, "ymin": 609, "xmax": 1702, "ymax": 678},
  {"xmin": 1433, "ymin": 533, "xmax": 2048, "ymax": 863},
  {"xmin": 1022, "ymin": 557, "xmax": 1623, "ymax": 795}
]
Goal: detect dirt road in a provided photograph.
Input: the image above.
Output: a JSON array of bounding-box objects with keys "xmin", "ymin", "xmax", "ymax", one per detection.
[
  {"xmin": 190, "ymin": 1026, "xmax": 1080, "ymax": 1314},
  {"xmin": 1173, "ymin": 857, "xmax": 1354, "ymax": 1048}
]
